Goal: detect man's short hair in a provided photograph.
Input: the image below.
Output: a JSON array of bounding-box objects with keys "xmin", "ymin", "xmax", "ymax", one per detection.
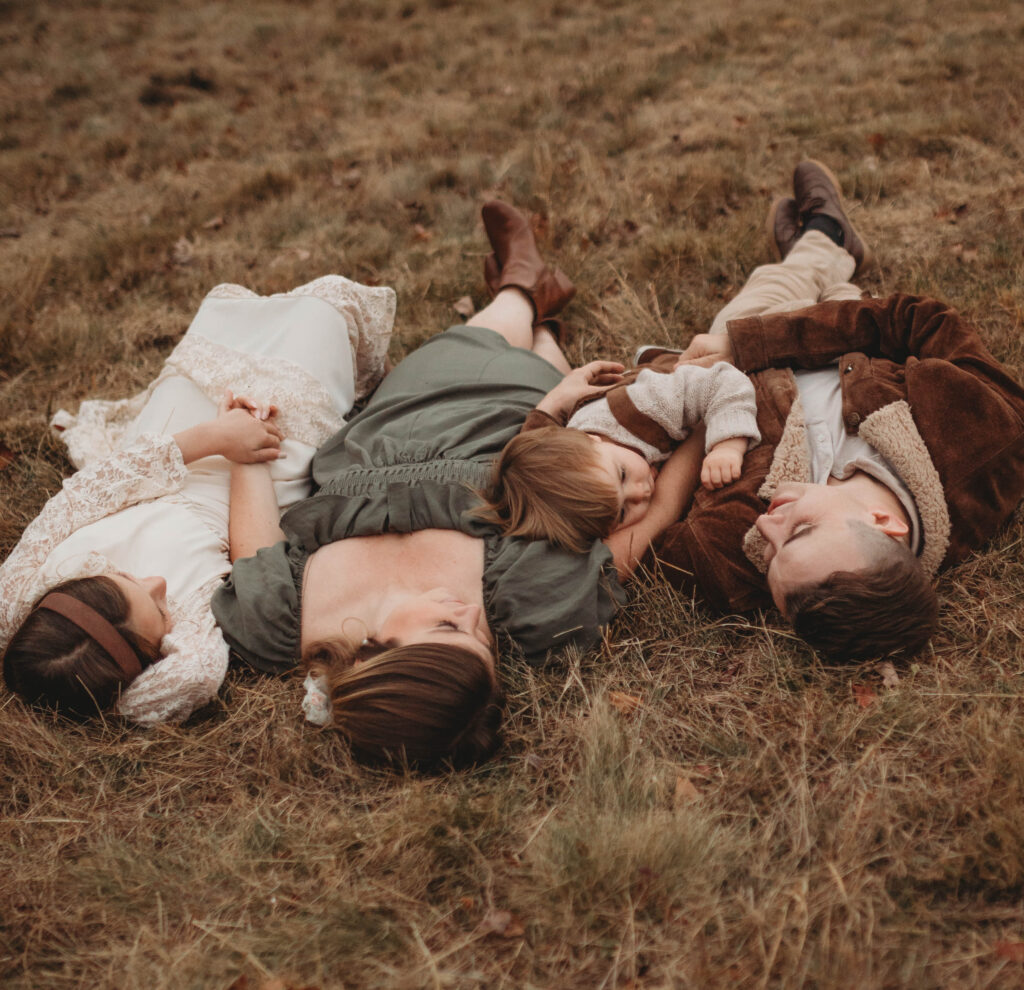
[{"xmin": 783, "ymin": 522, "xmax": 939, "ymax": 662}]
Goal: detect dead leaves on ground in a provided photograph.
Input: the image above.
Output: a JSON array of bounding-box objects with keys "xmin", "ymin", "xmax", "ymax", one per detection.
[
  {"xmin": 0, "ymin": 442, "xmax": 18, "ymax": 472},
  {"xmin": 452, "ymin": 295, "xmax": 475, "ymax": 319},
  {"xmin": 479, "ymin": 908, "xmax": 526, "ymax": 939},
  {"xmin": 851, "ymin": 660, "xmax": 901, "ymax": 708},
  {"xmin": 994, "ymin": 941, "xmax": 1024, "ymax": 963},
  {"xmin": 608, "ymin": 690, "xmax": 643, "ymax": 716}
]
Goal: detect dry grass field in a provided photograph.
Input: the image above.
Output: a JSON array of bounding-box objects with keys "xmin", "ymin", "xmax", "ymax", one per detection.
[{"xmin": 3, "ymin": 0, "xmax": 1024, "ymax": 986}]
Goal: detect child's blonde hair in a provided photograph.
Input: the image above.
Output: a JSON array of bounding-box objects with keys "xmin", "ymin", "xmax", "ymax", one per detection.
[{"xmin": 477, "ymin": 425, "xmax": 619, "ymax": 553}]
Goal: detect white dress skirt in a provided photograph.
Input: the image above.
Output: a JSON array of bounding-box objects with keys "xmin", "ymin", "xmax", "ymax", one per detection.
[{"xmin": 0, "ymin": 276, "xmax": 395, "ymax": 724}]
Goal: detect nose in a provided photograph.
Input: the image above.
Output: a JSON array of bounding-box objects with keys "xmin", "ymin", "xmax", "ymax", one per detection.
[
  {"xmin": 453, "ymin": 602, "xmax": 482, "ymax": 628},
  {"xmin": 755, "ymin": 510, "xmax": 785, "ymax": 541},
  {"xmin": 629, "ymin": 478, "xmax": 652, "ymax": 503},
  {"xmin": 142, "ymin": 575, "xmax": 167, "ymax": 600}
]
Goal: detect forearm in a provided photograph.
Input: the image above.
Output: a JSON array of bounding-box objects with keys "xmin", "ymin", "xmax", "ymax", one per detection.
[
  {"xmin": 228, "ymin": 463, "xmax": 285, "ymax": 562},
  {"xmin": 727, "ymin": 294, "xmax": 974, "ymax": 371},
  {"xmin": 174, "ymin": 421, "xmax": 225, "ymax": 465},
  {"xmin": 604, "ymin": 428, "xmax": 704, "ymax": 582}
]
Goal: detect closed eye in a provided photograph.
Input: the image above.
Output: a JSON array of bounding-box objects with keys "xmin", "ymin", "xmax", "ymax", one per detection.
[
  {"xmin": 436, "ymin": 620, "xmax": 460, "ymax": 631},
  {"xmin": 784, "ymin": 524, "xmax": 815, "ymax": 546}
]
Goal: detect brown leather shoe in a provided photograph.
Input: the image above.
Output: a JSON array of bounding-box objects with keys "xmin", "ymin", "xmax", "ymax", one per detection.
[
  {"xmin": 792, "ymin": 160, "xmax": 873, "ymax": 274},
  {"xmin": 481, "ymin": 201, "xmax": 576, "ymax": 323},
  {"xmin": 766, "ymin": 196, "xmax": 800, "ymax": 261}
]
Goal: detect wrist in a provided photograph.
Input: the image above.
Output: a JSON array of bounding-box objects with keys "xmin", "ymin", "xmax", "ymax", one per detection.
[{"xmin": 174, "ymin": 421, "xmax": 223, "ymax": 464}]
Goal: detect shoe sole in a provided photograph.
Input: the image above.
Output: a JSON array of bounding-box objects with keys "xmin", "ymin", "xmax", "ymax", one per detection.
[
  {"xmin": 765, "ymin": 195, "xmax": 790, "ymax": 262},
  {"xmin": 804, "ymin": 158, "xmax": 874, "ymax": 274}
]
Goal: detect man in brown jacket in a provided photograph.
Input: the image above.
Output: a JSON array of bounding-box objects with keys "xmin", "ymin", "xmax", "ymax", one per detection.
[{"xmin": 646, "ymin": 161, "xmax": 1024, "ymax": 660}]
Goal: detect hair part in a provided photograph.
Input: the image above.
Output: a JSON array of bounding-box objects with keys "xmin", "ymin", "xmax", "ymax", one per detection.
[
  {"xmin": 476, "ymin": 425, "xmax": 619, "ymax": 553},
  {"xmin": 3, "ymin": 575, "xmax": 160, "ymax": 718},
  {"xmin": 784, "ymin": 522, "xmax": 939, "ymax": 662},
  {"xmin": 304, "ymin": 638, "xmax": 503, "ymax": 768}
]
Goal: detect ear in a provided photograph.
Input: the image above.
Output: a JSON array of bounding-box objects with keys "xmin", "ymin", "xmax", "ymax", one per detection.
[{"xmin": 869, "ymin": 508, "xmax": 910, "ymax": 540}]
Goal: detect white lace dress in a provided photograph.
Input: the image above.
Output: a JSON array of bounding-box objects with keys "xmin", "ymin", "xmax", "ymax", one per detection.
[{"xmin": 0, "ymin": 276, "xmax": 395, "ymax": 724}]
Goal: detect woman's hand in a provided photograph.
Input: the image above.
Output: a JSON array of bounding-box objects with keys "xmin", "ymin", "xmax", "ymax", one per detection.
[
  {"xmin": 173, "ymin": 391, "xmax": 285, "ymax": 466},
  {"xmin": 212, "ymin": 391, "xmax": 285, "ymax": 463},
  {"xmin": 535, "ymin": 360, "xmax": 626, "ymax": 421}
]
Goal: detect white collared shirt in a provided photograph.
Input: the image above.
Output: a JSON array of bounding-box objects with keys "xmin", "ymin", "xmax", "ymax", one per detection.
[{"xmin": 795, "ymin": 365, "xmax": 922, "ymax": 555}]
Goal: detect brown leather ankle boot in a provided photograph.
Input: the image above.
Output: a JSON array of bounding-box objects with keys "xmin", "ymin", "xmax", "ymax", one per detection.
[{"xmin": 481, "ymin": 201, "xmax": 576, "ymax": 323}]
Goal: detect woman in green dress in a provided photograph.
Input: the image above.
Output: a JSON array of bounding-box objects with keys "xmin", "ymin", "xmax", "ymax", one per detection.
[{"xmin": 212, "ymin": 203, "xmax": 704, "ymax": 767}]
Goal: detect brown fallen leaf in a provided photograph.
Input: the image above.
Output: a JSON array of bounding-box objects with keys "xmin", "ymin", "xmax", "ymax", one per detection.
[
  {"xmin": 609, "ymin": 690, "xmax": 642, "ymax": 716},
  {"xmin": 202, "ymin": 215, "xmax": 224, "ymax": 230},
  {"xmin": 879, "ymin": 661, "xmax": 900, "ymax": 689},
  {"xmin": 0, "ymin": 442, "xmax": 18, "ymax": 471},
  {"xmin": 479, "ymin": 909, "xmax": 525, "ymax": 938},
  {"xmin": 852, "ymin": 683, "xmax": 877, "ymax": 709},
  {"xmin": 995, "ymin": 941, "xmax": 1024, "ymax": 962},
  {"xmin": 673, "ymin": 775, "xmax": 700, "ymax": 806},
  {"xmin": 412, "ymin": 223, "xmax": 432, "ymax": 242},
  {"xmin": 453, "ymin": 295, "xmax": 475, "ymax": 318},
  {"xmin": 951, "ymin": 243, "xmax": 979, "ymax": 264},
  {"xmin": 459, "ymin": 896, "xmax": 475, "ymax": 911}
]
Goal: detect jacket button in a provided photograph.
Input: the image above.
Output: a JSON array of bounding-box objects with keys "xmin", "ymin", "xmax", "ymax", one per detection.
[
  {"xmin": 848, "ymin": 412, "xmax": 861, "ymax": 427},
  {"xmin": 844, "ymin": 364, "xmax": 854, "ymax": 374}
]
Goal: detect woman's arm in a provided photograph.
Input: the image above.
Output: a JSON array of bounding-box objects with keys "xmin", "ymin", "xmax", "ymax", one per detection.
[
  {"xmin": 228, "ymin": 463, "xmax": 286, "ymax": 562},
  {"xmin": 533, "ymin": 360, "xmax": 625, "ymax": 423},
  {"xmin": 174, "ymin": 391, "xmax": 284, "ymax": 465},
  {"xmin": 604, "ymin": 428, "xmax": 705, "ymax": 582}
]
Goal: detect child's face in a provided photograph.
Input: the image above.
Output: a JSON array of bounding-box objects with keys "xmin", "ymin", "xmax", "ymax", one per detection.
[{"xmin": 587, "ymin": 434, "xmax": 656, "ymax": 530}]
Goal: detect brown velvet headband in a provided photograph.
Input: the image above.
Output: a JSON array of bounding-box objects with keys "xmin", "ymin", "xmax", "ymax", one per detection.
[{"xmin": 37, "ymin": 592, "xmax": 143, "ymax": 682}]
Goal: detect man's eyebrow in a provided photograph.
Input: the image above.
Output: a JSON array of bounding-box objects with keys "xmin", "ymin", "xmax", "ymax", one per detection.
[{"xmin": 783, "ymin": 524, "xmax": 815, "ymax": 547}]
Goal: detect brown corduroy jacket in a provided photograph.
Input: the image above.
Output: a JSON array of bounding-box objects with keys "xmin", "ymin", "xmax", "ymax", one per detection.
[{"xmin": 647, "ymin": 293, "xmax": 1024, "ymax": 613}]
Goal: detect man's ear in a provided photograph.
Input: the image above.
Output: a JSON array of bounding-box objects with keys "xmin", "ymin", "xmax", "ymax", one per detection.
[{"xmin": 870, "ymin": 508, "xmax": 910, "ymax": 539}]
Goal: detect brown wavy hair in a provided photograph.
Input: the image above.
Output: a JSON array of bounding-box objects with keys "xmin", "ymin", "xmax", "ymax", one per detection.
[
  {"xmin": 3, "ymin": 575, "xmax": 161, "ymax": 717},
  {"xmin": 304, "ymin": 638, "xmax": 503, "ymax": 767},
  {"xmin": 476, "ymin": 424, "xmax": 619, "ymax": 552}
]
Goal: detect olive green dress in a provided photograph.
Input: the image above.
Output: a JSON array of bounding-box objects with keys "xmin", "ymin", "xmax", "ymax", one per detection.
[{"xmin": 212, "ymin": 326, "xmax": 626, "ymax": 672}]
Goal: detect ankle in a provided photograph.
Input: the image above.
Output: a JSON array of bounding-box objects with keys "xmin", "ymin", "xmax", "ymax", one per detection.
[{"xmin": 804, "ymin": 214, "xmax": 845, "ymax": 248}]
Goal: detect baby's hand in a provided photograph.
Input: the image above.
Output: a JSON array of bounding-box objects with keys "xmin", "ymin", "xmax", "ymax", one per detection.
[
  {"xmin": 535, "ymin": 360, "xmax": 625, "ymax": 421},
  {"xmin": 700, "ymin": 437, "xmax": 747, "ymax": 490},
  {"xmin": 676, "ymin": 333, "xmax": 734, "ymax": 369},
  {"xmin": 212, "ymin": 390, "xmax": 285, "ymax": 463}
]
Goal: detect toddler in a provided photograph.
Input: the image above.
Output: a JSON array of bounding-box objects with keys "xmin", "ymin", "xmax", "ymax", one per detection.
[{"xmin": 481, "ymin": 351, "xmax": 760, "ymax": 552}]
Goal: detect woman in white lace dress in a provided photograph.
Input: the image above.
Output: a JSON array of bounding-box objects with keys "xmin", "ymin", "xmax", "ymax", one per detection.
[{"xmin": 0, "ymin": 276, "xmax": 395, "ymax": 724}]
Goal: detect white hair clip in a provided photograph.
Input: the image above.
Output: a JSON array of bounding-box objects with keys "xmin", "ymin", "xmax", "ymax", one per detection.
[{"xmin": 301, "ymin": 673, "xmax": 331, "ymax": 726}]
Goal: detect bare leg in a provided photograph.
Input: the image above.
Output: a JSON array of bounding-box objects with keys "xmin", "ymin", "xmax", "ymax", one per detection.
[
  {"xmin": 466, "ymin": 288, "xmax": 535, "ymax": 350},
  {"xmin": 530, "ymin": 324, "xmax": 571, "ymax": 375}
]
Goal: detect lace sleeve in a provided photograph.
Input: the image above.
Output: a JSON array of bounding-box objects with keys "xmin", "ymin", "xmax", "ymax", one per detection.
[
  {"xmin": 117, "ymin": 576, "xmax": 229, "ymax": 724},
  {"xmin": 0, "ymin": 433, "xmax": 188, "ymax": 651}
]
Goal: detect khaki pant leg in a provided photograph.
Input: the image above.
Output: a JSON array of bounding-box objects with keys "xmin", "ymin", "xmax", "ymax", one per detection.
[{"xmin": 709, "ymin": 231, "xmax": 859, "ymax": 335}]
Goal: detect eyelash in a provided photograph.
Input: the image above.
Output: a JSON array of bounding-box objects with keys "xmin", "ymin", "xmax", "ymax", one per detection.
[{"xmin": 437, "ymin": 620, "xmax": 459, "ymax": 631}]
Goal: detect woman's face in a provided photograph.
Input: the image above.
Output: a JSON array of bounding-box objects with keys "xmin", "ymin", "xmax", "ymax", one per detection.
[
  {"xmin": 377, "ymin": 587, "xmax": 495, "ymax": 666},
  {"xmin": 109, "ymin": 573, "xmax": 172, "ymax": 646}
]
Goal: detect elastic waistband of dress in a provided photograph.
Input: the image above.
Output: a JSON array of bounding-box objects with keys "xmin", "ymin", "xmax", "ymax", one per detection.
[{"xmin": 318, "ymin": 459, "xmax": 492, "ymax": 496}]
